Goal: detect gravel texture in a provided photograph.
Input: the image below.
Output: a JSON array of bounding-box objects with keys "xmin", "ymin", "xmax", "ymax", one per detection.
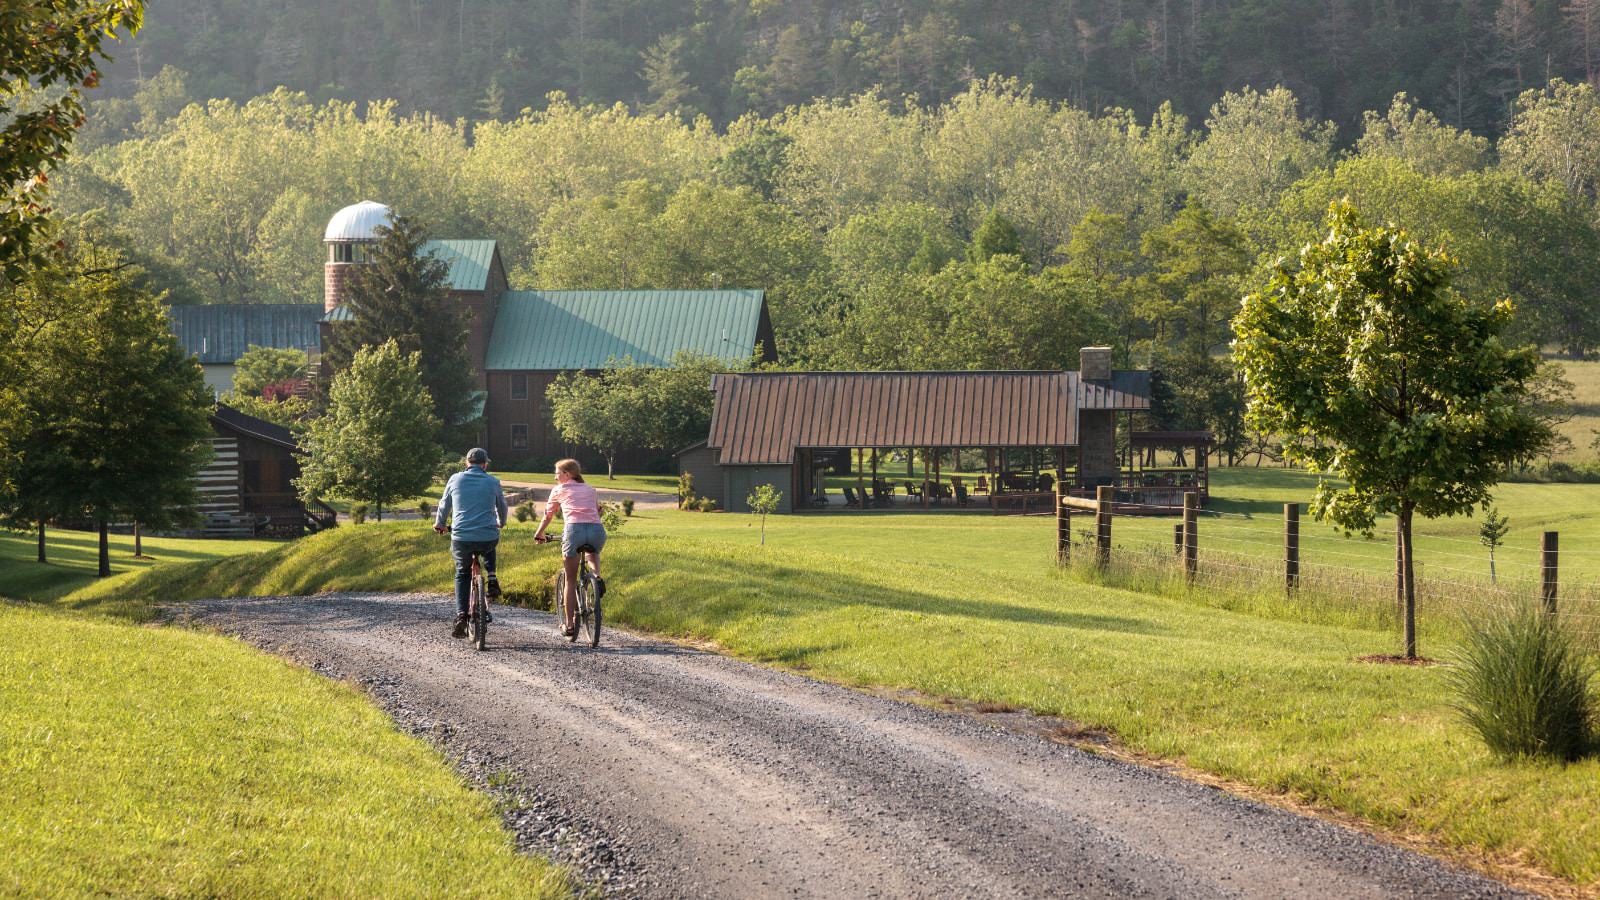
[{"xmin": 179, "ymin": 593, "xmax": 1526, "ymax": 900}]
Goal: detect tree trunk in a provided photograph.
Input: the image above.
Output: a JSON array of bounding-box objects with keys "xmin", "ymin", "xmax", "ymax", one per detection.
[
  {"xmin": 606, "ymin": 453, "xmax": 616, "ymax": 479},
  {"xmin": 1399, "ymin": 503, "xmax": 1418, "ymax": 659},
  {"xmin": 760, "ymin": 514, "xmax": 766, "ymax": 545},
  {"xmin": 376, "ymin": 502, "xmax": 383, "ymax": 522},
  {"xmin": 97, "ymin": 516, "xmax": 111, "ymax": 578},
  {"xmin": 37, "ymin": 520, "xmax": 46, "ymax": 563},
  {"xmin": 1489, "ymin": 548, "xmax": 1497, "ymax": 584},
  {"xmin": 134, "ymin": 521, "xmax": 143, "ymax": 558}
]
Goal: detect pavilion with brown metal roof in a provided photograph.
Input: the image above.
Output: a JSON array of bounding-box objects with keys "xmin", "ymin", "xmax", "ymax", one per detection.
[{"xmin": 679, "ymin": 348, "xmax": 1191, "ymax": 514}]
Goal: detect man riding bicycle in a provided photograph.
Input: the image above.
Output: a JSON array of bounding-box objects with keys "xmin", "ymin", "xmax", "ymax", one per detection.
[
  {"xmin": 533, "ymin": 458, "xmax": 606, "ymax": 639},
  {"xmin": 433, "ymin": 447, "xmax": 508, "ymax": 638}
]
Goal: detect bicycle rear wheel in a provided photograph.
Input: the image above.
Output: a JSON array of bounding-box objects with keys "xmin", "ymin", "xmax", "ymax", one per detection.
[
  {"xmin": 580, "ymin": 572, "xmax": 601, "ymax": 648},
  {"xmin": 471, "ymin": 567, "xmax": 487, "ymax": 651}
]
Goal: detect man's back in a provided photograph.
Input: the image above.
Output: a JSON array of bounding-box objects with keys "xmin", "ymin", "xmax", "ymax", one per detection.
[{"xmin": 437, "ymin": 467, "xmax": 507, "ymax": 542}]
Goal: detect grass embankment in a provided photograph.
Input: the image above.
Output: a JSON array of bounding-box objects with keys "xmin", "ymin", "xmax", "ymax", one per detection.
[
  {"xmin": 0, "ymin": 528, "xmax": 282, "ymax": 606},
  {"xmin": 72, "ymin": 505, "xmax": 1600, "ymax": 890},
  {"xmin": 0, "ymin": 604, "xmax": 568, "ymax": 896}
]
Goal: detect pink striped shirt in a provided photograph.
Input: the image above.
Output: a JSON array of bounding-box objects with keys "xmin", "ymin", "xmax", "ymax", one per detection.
[{"xmin": 547, "ymin": 481, "xmax": 602, "ymax": 524}]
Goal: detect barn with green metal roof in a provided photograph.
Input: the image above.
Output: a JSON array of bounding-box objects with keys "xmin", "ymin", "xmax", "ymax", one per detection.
[{"xmin": 317, "ymin": 201, "xmax": 777, "ymax": 465}]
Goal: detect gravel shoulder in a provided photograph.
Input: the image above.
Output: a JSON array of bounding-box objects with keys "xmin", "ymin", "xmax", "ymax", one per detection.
[{"xmin": 179, "ymin": 593, "xmax": 1525, "ymax": 899}]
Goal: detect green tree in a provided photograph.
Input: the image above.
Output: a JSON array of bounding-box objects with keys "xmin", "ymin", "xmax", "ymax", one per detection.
[
  {"xmin": 321, "ymin": 214, "xmax": 475, "ymax": 444},
  {"xmin": 231, "ymin": 344, "xmax": 307, "ymax": 397},
  {"xmin": 715, "ymin": 125, "xmax": 792, "ymax": 200},
  {"xmin": 1500, "ymin": 79, "xmax": 1600, "ymax": 201},
  {"xmin": 639, "ymin": 34, "xmax": 699, "ymax": 118},
  {"xmin": 1356, "ymin": 93, "xmax": 1490, "ymax": 176},
  {"xmin": 1134, "ymin": 202, "xmax": 1250, "ymax": 357},
  {"xmin": 1, "ymin": 0, "xmax": 143, "ymax": 282},
  {"xmin": 1185, "ymin": 86, "xmax": 1335, "ymax": 220},
  {"xmin": 747, "ymin": 483, "xmax": 781, "ymax": 544},
  {"xmin": 544, "ymin": 365, "xmax": 652, "ymax": 479},
  {"xmin": 967, "ymin": 209, "xmax": 1024, "ymax": 264},
  {"xmin": 6, "ymin": 243, "xmax": 212, "ymax": 576},
  {"xmin": 296, "ymin": 340, "xmax": 439, "ymax": 521},
  {"xmin": 1234, "ymin": 203, "xmax": 1552, "ymax": 659}
]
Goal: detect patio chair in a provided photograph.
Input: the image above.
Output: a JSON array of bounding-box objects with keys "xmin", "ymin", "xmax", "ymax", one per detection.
[
  {"xmin": 954, "ymin": 484, "xmax": 969, "ymax": 506},
  {"xmin": 975, "ymin": 475, "xmax": 988, "ymax": 495},
  {"xmin": 904, "ymin": 481, "xmax": 923, "ymax": 499},
  {"xmin": 1037, "ymin": 473, "xmax": 1054, "ymax": 493},
  {"xmin": 843, "ymin": 486, "xmax": 860, "ymax": 508}
]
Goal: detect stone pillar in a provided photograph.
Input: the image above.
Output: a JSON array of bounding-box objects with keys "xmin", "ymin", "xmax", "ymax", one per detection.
[
  {"xmin": 1077, "ymin": 346, "xmax": 1117, "ymax": 489},
  {"xmin": 1079, "ymin": 346, "xmax": 1113, "ymax": 383}
]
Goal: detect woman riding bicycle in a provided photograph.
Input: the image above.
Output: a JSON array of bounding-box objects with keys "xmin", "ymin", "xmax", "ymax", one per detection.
[{"xmin": 534, "ymin": 458, "xmax": 606, "ymax": 639}]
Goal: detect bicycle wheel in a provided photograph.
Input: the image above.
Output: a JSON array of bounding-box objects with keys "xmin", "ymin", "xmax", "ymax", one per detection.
[
  {"xmin": 581, "ymin": 571, "xmax": 601, "ymax": 648},
  {"xmin": 555, "ymin": 570, "xmax": 576, "ymax": 642},
  {"xmin": 471, "ymin": 566, "xmax": 487, "ymax": 651}
]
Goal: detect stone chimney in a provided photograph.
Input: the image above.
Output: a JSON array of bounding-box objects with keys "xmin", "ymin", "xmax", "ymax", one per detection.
[{"xmin": 1079, "ymin": 346, "xmax": 1113, "ymax": 382}]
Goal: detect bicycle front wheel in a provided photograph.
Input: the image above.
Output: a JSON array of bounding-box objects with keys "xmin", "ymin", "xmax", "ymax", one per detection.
[
  {"xmin": 581, "ymin": 575, "xmax": 601, "ymax": 648},
  {"xmin": 472, "ymin": 570, "xmax": 487, "ymax": 651}
]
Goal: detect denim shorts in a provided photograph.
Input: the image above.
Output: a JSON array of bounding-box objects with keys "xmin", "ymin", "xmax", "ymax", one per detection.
[{"xmin": 562, "ymin": 522, "xmax": 607, "ymax": 558}]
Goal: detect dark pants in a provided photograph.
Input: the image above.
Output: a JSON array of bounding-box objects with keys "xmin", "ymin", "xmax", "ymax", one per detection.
[{"xmin": 450, "ymin": 539, "xmax": 498, "ymax": 614}]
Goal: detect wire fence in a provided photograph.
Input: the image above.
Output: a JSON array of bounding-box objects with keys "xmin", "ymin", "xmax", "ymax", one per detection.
[{"xmin": 1053, "ymin": 494, "xmax": 1600, "ymax": 651}]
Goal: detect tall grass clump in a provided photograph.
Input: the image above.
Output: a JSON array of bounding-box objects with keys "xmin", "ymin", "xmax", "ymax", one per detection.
[{"xmin": 1449, "ymin": 604, "xmax": 1596, "ymax": 761}]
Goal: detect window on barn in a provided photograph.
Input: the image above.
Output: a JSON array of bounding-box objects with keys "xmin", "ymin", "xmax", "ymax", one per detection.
[
  {"xmin": 511, "ymin": 374, "xmax": 528, "ymax": 400},
  {"xmin": 511, "ymin": 424, "xmax": 529, "ymax": 450}
]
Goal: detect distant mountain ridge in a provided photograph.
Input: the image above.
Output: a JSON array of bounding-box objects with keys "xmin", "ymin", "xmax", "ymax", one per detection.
[{"xmin": 104, "ymin": 0, "xmax": 1590, "ymax": 137}]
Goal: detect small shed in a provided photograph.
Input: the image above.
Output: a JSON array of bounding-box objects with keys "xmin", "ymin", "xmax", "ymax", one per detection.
[{"xmin": 200, "ymin": 405, "xmax": 334, "ymax": 536}]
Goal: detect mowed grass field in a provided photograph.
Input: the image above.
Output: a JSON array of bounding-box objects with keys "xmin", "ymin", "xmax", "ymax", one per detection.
[
  {"xmin": 0, "ymin": 605, "xmax": 568, "ymax": 897},
  {"xmin": 1, "ymin": 530, "xmax": 567, "ymax": 896},
  {"xmin": 1553, "ymin": 357, "xmax": 1600, "ymax": 464},
  {"xmin": 65, "ymin": 479, "xmax": 1600, "ymax": 892}
]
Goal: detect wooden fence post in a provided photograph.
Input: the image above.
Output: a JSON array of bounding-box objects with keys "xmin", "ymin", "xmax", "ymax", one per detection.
[
  {"xmin": 1542, "ymin": 530, "xmax": 1559, "ymax": 615},
  {"xmin": 1095, "ymin": 485, "xmax": 1113, "ymax": 569},
  {"xmin": 1173, "ymin": 523, "xmax": 1183, "ymax": 556},
  {"xmin": 1182, "ymin": 491, "xmax": 1198, "ymax": 584},
  {"xmin": 1284, "ymin": 502, "xmax": 1299, "ymax": 596}
]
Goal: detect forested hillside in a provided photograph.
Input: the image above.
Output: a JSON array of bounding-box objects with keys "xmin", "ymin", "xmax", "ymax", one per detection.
[{"xmin": 102, "ymin": 0, "xmax": 1600, "ymax": 137}]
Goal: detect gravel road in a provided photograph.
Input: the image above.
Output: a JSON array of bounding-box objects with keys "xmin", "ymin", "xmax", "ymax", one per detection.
[{"xmin": 181, "ymin": 593, "xmax": 1524, "ymax": 900}]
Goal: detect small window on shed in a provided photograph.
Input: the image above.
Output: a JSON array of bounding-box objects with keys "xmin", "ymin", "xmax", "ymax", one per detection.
[
  {"xmin": 511, "ymin": 424, "xmax": 529, "ymax": 450},
  {"xmin": 510, "ymin": 373, "xmax": 528, "ymax": 400}
]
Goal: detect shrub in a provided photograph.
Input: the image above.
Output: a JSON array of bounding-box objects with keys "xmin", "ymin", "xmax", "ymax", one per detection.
[
  {"xmin": 600, "ymin": 501, "xmax": 627, "ymax": 533},
  {"xmin": 700, "ymin": 498, "xmax": 720, "ymax": 512},
  {"xmin": 417, "ymin": 499, "xmax": 433, "ymax": 517},
  {"xmin": 1448, "ymin": 604, "xmax": 1595, "ymax": 761},
  {"xmin": 514, "ymin": 503, "xmax": 535, "ymax": 523},
  {"xmin": 677, "ymin": 471, "xmax": 695, "ymax": 509},
  {"xmin": 350, "ymin": 503, "xmax": 369, "ymax": 525},
  {"xmin": 622, "ymin": 499, "xmax": 635, "ymax": 517}
]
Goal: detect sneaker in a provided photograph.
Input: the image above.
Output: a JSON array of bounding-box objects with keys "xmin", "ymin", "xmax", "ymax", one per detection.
[
  {"xmin": 486, "ymin": 574, "xmax": 501, "ymax": 599},
  {"xmin": 452, "ymin": 613, "xmax": 469, "ymax": 639},
  {"xmin": 592, "ymin": 576, "xmax": 606, "ymax": 600},
  {"xmin": 484, "ymin": 610, "xmax": 493, "ymax": 624}
]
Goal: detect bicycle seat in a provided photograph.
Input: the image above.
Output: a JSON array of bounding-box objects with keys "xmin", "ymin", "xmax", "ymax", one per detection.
[{"xmin": 573, "ymin": 544, "xmax": 598, "ymax": 553}]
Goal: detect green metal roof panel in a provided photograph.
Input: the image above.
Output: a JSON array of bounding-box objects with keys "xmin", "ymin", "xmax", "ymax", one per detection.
[
  {"xmin": 485, "ymin": 290, "xmax": 766, "ymax": 371},
  {"xmin": 422, "ymin": 240, "xmax": 496, "ymax": 292},
  {"xmin": 321, "ymin": 305, "xmax": 353, "ymax": 323},
  {"xmin": 168, "ymin": 304, "xmax": 323, "ymax": 363}
]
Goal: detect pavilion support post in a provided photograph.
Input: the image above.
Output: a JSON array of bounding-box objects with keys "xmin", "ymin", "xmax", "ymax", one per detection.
[
  {"xmin": 1055, "ymin": 477, "xmax": 1069, "ymax": 565},
  {"xmin": 1284, "ymin": 503, "xmax": 1300, "ymax": 596},
  {"xmin": 871, "ymin": 449, "xmax": 879, "ymax": 508},
  {"xmin": 933, "ymin": 448, "xmax": 942, "ymax": 506},
  {"xmin": 922, "ymin": 449, "xmax": 929, "ymax": 510},
  {"xmin": 1095, "ymin": 485, "xmax": 1113, "ymax": 570},
  {"xmin": 856, "ymin": 448, "xmax": 866, "ymax": 511},
  {"xmin": 1183, "ymin": 491, "xmax": 1198, "ymax": 585}
]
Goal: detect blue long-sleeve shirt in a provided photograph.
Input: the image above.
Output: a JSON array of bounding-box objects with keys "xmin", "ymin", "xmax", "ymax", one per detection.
[{"xmin": 435, "ymin": 466, "xmax": 507, "ymax": 542}]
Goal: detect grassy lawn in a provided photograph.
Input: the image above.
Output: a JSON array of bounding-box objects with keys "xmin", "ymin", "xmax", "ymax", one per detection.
[
  {"xmin": 494, "ymin": 471, "xmax": 679, "ymax": 494},
  {"xmin": 0, "ymin": 527, "xmax": 282, "ymax": 605},
  {"xmin": 64, "ymin": 490, "xmax": 1600, "ymax": 891},
  {"xmin": 1551, "ymin": 357, "xmax": 1600, "ymax": 464},
  {"xmin": 0, "ymin": 604, "xmax": 567, "ymax": 897}
]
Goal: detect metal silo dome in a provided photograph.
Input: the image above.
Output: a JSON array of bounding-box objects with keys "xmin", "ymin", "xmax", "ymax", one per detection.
[{"xmin": 324, "ymin": 200, "xmax": 392, "ymax": 242}]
